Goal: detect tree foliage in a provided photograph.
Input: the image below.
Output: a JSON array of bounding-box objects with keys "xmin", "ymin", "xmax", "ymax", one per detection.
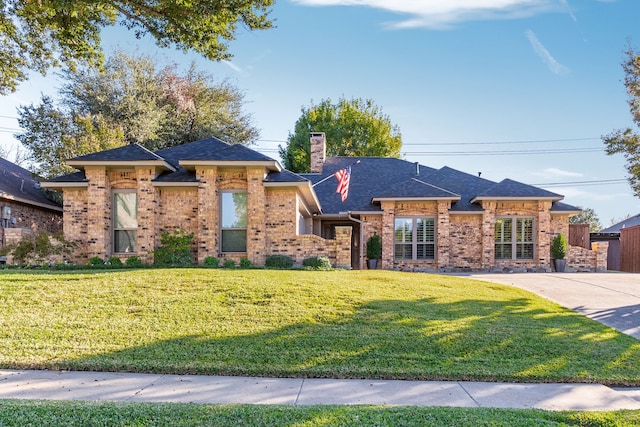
[
  {"xmin": 603, "ymin": 44, "xmax": 640, "ymax": 198},
  {"xmin": 0, "ymin": 0, "xmax": 273, "ymax": 94},
  {"xmin": 279, "ymin": 97, "xmax": 402, "ymax": 173},
  {"xmin": 16, "ymin": 51, "xmax": 259, "ymax": 177},
  {"xmin": 569, "ymin": 206, "xmax": 603, "ymax": 232}
]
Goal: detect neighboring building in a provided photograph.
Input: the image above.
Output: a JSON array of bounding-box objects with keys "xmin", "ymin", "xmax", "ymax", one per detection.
[
  {"xmin": 0, "ymin": 156, "xmax": 63, "ymax": 250},
  {"xmin": 591, "ymin": 214, "xmax": 640, "ymax": 271},
  {"xmin": 41, "ymin": 133, "xmax": 605, "ymax": 271}
]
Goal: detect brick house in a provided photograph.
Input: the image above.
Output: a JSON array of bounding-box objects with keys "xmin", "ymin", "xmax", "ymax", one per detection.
[
  {"xmin": 41, "ymin": 133, "xmax": 606, "ymax": 271},
  {"xmin": 0, "ymin": 156, "xmax": 62, "ymax": 251}
]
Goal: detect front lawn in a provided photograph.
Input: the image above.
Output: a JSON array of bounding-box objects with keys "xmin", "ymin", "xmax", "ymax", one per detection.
[
  {"xmin": 1, "ymin": 269, "xmax": 639, "ymax": 385},
  {"xmin": 2, "ymin": 400, "xmax": 639, "ymax": 427}
]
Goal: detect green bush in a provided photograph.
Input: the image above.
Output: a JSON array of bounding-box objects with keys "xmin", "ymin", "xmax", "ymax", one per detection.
[
  {"xmin": 125, "ymin": 256, "xmax": 143, "ymax": 268},
  {"xmin": 107, "ymin": 257, "xmax": 123, "ymax": 267},
  {"xmin": 203, "ymin": 256, "xmax": 219, "ymax": 267},
  {"xmin": 88, "ymin": 256, "xmax": 105, "ymax": 266},
  {"xmin": 551, "ymin": 233, "xmax": 567, "ymax": 259},
  {"xmin": 153, "ymin": 229, "xmax": 194, "ymax": 266},
  {"xmin": 302, "ymin": 256, "xmax": 332, "ymax": 270},
  {"xmin": 239, "ymin": 257, "xmax": 251, "ymax": 268},
  {"xmin": 366, "ymin": 233, "xmax": 382, "ymax": 260},
  {"xmin": 265, "ymin": 254, "xmax": 294, "ymax": 269},
  {"xmin": 223, "ymin": 259, "xmax": 236, "ymax": 269},
  {"xmin": 5, "ymin": 231, "xmax": 75, "ymax": 265}
]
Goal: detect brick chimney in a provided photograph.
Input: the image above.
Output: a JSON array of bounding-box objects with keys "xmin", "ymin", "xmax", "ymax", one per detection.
[{"xmin": 310, "ymin": 132, "xmax": 326, "ymax": 173}]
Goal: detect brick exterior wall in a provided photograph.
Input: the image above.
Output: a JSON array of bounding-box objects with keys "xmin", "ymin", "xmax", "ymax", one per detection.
[
  {"xmin": 58, "ymin": 164, "xmax": 350, "ymax": 268},
  {"xmin": 0, "ymin": 198, "xmax": 62, "ymax": 251},
  {"xmin": 449, "ymin": 214, "xmax": 483, "ymax": 268}
]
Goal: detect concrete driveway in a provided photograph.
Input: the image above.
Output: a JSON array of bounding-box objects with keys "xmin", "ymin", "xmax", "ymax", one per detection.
[{"xmin": 459, "ymin": 273, "xmax": 640, "ymax": 340}]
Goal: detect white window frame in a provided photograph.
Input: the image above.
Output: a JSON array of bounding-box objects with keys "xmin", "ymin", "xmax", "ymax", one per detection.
[
  {"xmin": 113, "ymin": 190, "xmax": 138, "ymax": 254},
  {"xmin": 495, "ymin": 216, "xmax": 535, "ymax": 260},
  {"xmin": 220, "ymin": 191, "xmax": 248, "ymax": 253},
  {"xmin": 394, "ymin": 217, "xmax": 436, "ymax": 261}
]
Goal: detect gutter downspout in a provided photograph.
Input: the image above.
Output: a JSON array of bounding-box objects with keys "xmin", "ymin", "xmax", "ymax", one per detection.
[{"xmin": 348, "ymin": 213, "xmax": 365, "ymax": 270}]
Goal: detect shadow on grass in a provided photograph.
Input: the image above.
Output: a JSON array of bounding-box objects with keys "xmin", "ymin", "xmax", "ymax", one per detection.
[{"xmin": 61, "ymin": 297, "xmax": 640, "ymax": 385}]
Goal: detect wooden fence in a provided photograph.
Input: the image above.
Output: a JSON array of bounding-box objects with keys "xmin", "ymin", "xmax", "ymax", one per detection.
[
  {"xmin": 569, "ymin": 224, "xmax": 591, "ymax": 250},
  {"xmin": 620, "ymin": 224, "xmax": 640, "ymax": 273}
]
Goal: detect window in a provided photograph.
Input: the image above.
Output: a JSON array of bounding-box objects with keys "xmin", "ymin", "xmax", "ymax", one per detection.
[
  {"xmin": 495, "ymin": 217, "xmax": 534, "ymax": 260},
  {"xmin": 394, "ymin": 217, "xmax": 435, "ymax": 261},
  {"xmin": 113, "ymin": 191, "xmax": 137, "ymax": 253},
  {"xmin": 221, "ymin": 192, "xmax": 247, "ymax": 252}
]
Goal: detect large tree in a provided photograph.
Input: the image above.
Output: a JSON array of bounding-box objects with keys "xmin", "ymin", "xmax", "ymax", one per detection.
[
  {"xmin": 16, "ymin": 51, "xmax": 259, "ymax": 177},
  {"xmin": 569, "ymin": 206, "xmax": 602, "ymax": 232},
  {"xmin": 0, "ymin": 0, "xmax": 273, "ymax": 94},
  {"xmin": 279, "ymin": 97, "xmax": 402, "ymax": 173},
  {"xmin": 603, "ymin": 45, "xmax": 640, "ymax": 198}
]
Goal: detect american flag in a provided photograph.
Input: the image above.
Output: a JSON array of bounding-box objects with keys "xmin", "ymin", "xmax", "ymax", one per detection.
[{"xmin": 334, "ymin": 166, "xmax": 351, "ymax": 202}]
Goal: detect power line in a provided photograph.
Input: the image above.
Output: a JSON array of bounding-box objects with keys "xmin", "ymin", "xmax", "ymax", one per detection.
[
  {"xmin": 401, "ymin": 147, "xmax": 604, "ymax": 156},
  {"xmin": 402, "ymin": 137, "xmax": 600, "ymax": 146},
  {"xmin": 533, "ymin": 179, "xmax": 627, "ymax": 187}
]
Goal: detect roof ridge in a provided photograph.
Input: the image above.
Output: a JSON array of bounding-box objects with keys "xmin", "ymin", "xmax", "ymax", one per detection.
[{"xmin": 411, "ymin": 177, "xmax": 461, "ymax": 197}]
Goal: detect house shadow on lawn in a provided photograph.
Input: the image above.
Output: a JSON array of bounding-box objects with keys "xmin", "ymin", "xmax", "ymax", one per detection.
[{"xmin": 63, "ymin": 297, "xmax": 640, "ymax": 385}]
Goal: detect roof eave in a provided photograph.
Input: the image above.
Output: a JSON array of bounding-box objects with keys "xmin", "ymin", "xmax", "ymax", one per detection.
[
  {"xmin": 40, "ymin": 181, "xmax": 88, "ymax": 190},
  {"xmin": 551, "ymin": 210, "xmax": 582, "ymax": 215},
  {"xmin": 179, "ymin": 160, "xmax": 281, "ymax": 172},
  {"xmin": 371, "ymin": 196, "xmax": 462, "ymax": 203},
  {"xmin": 0, "ymin": 192, "xmax": 62, "ymax": 212},
  {"xmin": 471, "ymin": 196, "xmax": 563, "ymax": 203}
]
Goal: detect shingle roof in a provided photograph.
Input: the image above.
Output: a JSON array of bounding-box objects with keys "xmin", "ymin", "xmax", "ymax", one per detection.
[
  {"xmin": 69, "ymin": 143, "xmax": 164, "ymax": 163},
  {"xmin": 475, "ymin": 178, "xmax": 562, "ymax": 199},
  {"xmin": 301, "ymin": 157, "xmax": 439, "ymax": 214},
  {"xmin": 265, "ymin": 169, "xmax": 310, "ymax": 183},
  {"xmin": 550, "ymin": 201, "xmax": 581, "ymax": 213},
  {"xmin": 373, "ymin": 178, "xmax": 460, "ymax": 199},
  {"xmin": 155, "ymin": 137, "xmax": 230, "ymax": 164},
  {"xmin": 0, "ymin": 157, "xmax": 62, "ymax": 210},
  {"xmin": 45, "ymin": 171, "xmax": 87, "ymax": 183},
  {"xmin": 599, "ymin": 213, "xmax": 640, "ymax": 233},
  {"xmin": 420, "ymin": 167, "xmax": 494, "ymax": 212}
]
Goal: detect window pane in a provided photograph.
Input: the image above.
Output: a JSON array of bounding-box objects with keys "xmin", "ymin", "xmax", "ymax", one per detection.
[
  {"xmin": 417, "ymin": 218, "xmax": 434, "ymax": 243},
  {"xmin": 517, "ymin": 218, "xmax": 533, "ymax": 243},
  {"xmin": 222, "ymin": 230, "xmax": 247, "ymax": 252},
  {"xmin": 114, "ymin": 230, "xmax": 136, "ymax": 253},
  {"xmin": 221, "ymin": 193, "xmax": 247, "ymax": 228},
  {"xmin": 394, "ymin": 243, "xmax": 412, "ymax": 260},
  {"xmin": 417, "ymin": 243, "xmax": 435, "ymax": 260},
  {"xmin": 394, "ymin": 219, "xmax": 412, "ymax": 243},
  {"xmin": 516, "ymin": 243, "xmax": 534, "ymax": 259},
  {"xmin": 114, "ymin": 193, "xmax": 137, "ymax": 229},
  {"xmin": 494, "ymin": 218, "xmax": 512, "ymax": 243},
  {"xmin": 495, "ymin": 243, "xmax": 512, "ymax": 260}
]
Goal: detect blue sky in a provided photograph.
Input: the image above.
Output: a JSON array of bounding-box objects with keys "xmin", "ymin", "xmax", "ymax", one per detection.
[{"xmin": 1, "ymin": 0, "xmax": 640, "ymax": 225}]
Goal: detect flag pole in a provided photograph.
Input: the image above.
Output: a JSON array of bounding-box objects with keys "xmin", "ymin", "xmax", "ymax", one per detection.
[{"xmin": 311, "ymin": 160, "xmax": 360, "ymax": 187}]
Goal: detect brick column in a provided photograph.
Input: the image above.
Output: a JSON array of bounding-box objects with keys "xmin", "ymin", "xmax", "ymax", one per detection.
[
  {"xmin": 247, "ymin": 167, "xmax": 266, "ymax": 265},
  {"xmin": 537, "ymin": 200, "xmax": 552, "ymax": 269},
  {"xmin": 436, "ymin": 200, "xmax": 450, "ymax": 269},
  {"xmin": 85, "ymin": 167, "xmax": 110, "ymax": 261},
  {"xmin": 381, "ymin": 201, "xmax": 395, "ymax": 269},
  {"xmin": 197, "ymin": 166, "xmax": 218, "ymax": 264},
  {"xmin": 63, "ymin": 189, "xmax": 88, "ymax": 263},
  {"xmin": 136, "ymin": 167, "xmax": 156, "ymax": 264},
  {"xmin": 593, "ymin": 241, "xmax": 609, "ymax": 272},
  {"xmin": 481, "ymin": 201, "xmax": 496, "ymax": 268},
  {"xmin": 334, "ymin": 226, "xmax": 352, "ymax": 269}
]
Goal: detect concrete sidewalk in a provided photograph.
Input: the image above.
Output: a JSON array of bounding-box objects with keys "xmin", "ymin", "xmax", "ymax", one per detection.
[{"xmin": 2, "ymin": 370, "xmax": 640, "ymax": 411}]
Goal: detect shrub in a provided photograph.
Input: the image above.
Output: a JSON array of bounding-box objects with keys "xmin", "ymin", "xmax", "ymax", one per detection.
[
  {"xmin": 265, "ymin": 254, "xmax": 294, "ymax": 269},
  {"xmin": 551, "ymin": 233, "xmax": 567, "ymax": 259},
  {"xmin": 153, "ymin": 229, "xmax": 194, "ymax": 266},
  {"xmin": 204, "ymin": 256, "xmax": 219, "ymax": 267},
  {"xmin": 5, "ymin": 231, "xmax": 75, "ymax": 265},
  {"xmin": 239, "ymin": 257, "xmax": 251, "ymax": 268},
  {"xmin": 88, "ymin": 256, "xmax": 105, "ymax": 266},
  {"xmin": 223, "ymin": 259, "xmax": 236, "ymax": 269},
  {"xmin": 302, "ymin": 256, "xmax": 332, "ymax": 270},
  {"xmin": 125, "ymin": 256, "xmax": 143, "ymax": 268},
  {"xmin": 107, "ymin": 257, "xmax": 123, "ymax": 267},
  {"xmin": 366, "ymin": 233, "xmax": 382, "ymax": 260}
]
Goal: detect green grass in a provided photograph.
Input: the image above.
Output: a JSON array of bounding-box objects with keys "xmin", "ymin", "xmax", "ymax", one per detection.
[
  {"xmin": 1, "ymin": 269, "xmax": 640, "ymax": 385},
  {"xmin": 1, "ymin": 401, "xmax": 639, "ymax": 427}
]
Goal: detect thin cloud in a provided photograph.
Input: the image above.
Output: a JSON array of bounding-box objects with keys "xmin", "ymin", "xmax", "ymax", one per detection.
[
  {"xmin": 291, "ymin": 0, "xmax": 559, "ymax": 29},
  {"xmin": 222, "ymin": 60, "xmax": 247, "ymax": 75},
  {"xmin": 542, "ymin": 168, "xmax": 583, "ymax": 178},
  {"xmin": 558, "ymin": 0, "xmax": 577, "ymax": 23},
  {"xmin": 525, "ymin": 30, "xmax": 570, "ymax": 75}
]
